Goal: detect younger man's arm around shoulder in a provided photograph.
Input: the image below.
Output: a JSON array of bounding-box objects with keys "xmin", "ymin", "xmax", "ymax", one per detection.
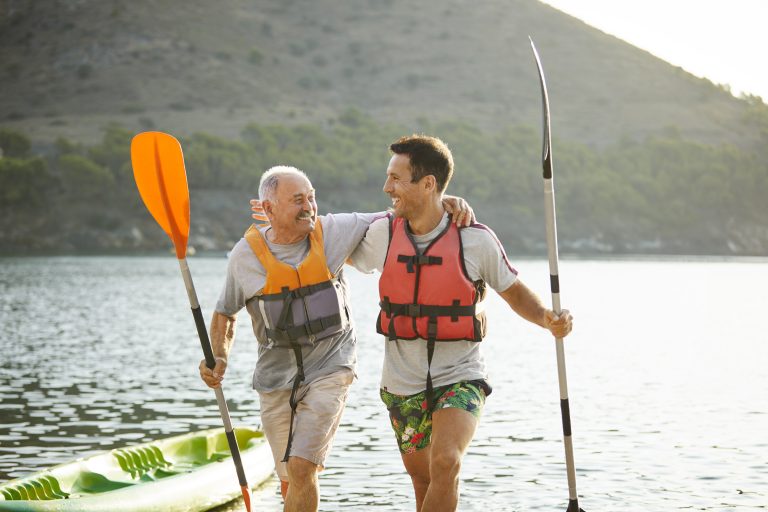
[
  {"xmin": 347, "ymin": 215, "xmax": 391, "ymax": 274},
  {"xmin": 498, "ymin": 280, "xmax": 573, "ymax": 339}
]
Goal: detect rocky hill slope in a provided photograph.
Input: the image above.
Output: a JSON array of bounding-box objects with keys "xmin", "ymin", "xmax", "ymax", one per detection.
[{"xmin": 0, "ymin": 0, "xmax": 758, "ymax": 148}]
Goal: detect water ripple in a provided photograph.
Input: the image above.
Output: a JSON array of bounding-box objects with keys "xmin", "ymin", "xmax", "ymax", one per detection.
[{"xmin": 1, "ymin": 256, "xmax": 767, "ymax": 511}]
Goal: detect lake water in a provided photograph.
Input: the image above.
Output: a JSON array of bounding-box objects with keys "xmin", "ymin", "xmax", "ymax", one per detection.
[{"xmin": 0, "ymin": 256, "xmax": 766, "ymax": 511}]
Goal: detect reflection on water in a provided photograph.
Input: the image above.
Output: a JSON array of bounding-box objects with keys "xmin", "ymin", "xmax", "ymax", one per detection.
[{"xmin": 1, "ymin": 256, "xmax": 767, "ymax": 511}]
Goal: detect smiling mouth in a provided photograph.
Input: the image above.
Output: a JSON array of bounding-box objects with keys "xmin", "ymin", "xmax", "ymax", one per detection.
[
  {"xmin": 391, "ymin": 197, "xmax": 401, "ymax": 207},
  {"xmin": 297, "ymin": 213, "xmax": 315, "ymax": 222}
]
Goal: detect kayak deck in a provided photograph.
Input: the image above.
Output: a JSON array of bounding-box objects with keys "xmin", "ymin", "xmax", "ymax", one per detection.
[{"xmin": 0, "ymin": 428, "xmax": 274, "ymax": 512}]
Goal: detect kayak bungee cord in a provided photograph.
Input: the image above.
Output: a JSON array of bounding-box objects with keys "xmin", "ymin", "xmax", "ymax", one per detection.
[
  {"xmin": 529, "ymin": 38, "xmax": 586, "ymax": 512},
  {"xmin": 130, "ymin": 132, "xmax": 253, "ymax": 512}
]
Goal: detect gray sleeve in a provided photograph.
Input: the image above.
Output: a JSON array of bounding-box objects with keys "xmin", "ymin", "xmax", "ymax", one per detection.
[
  {"xmin": 348, "ymin": 216, "xmax": 390, "ymax": 273},
  {"xmin": 461, "ymin": 225, "xmax": 518, "ymax": 293},
  {"xmin": 321, "ymin": 212, "xmax": 386, "ymax": 274},
  {"xmin": 215, "ymin": 239, "xmax": 265, "ymax": 316}
]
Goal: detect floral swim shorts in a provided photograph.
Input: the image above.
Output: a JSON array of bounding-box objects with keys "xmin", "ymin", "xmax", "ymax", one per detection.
[{"xmin": 380, "ymin": 380, "xmax": 488, "ymax": 454}]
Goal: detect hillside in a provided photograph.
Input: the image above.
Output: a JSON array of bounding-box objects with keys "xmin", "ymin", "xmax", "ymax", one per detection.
[
  {"xmin": 0, "ymin": 0, "xmax": 760, "ymax": 149},
  {"xmin": 1, "ymin": 0, "xmax": 767, "ymax": 257}
]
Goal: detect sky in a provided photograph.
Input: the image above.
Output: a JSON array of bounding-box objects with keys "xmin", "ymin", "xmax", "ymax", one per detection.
[{"xmin": 539, "ymin": 0, "xmax": 768, "ymax": 101}]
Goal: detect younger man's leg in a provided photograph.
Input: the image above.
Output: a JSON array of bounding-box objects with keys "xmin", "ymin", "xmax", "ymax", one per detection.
[
  {"xmin": 382, "ymin": 381, "xmax": 486, "ymax": 512},
  {"xmin": 419, "ymin": 407, "xmax": 478, "ymax": 512},
  {"xmin": 401, "ymin": 445, "xmax": 431, "ymax": 510}
]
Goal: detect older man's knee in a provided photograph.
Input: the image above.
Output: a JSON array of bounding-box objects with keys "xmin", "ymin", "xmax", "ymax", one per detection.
[{"xmin": 287, "ymin": 456, "xmax": 318, "ymax": 483}]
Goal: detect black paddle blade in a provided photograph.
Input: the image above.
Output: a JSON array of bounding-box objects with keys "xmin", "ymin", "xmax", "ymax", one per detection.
[{"xmin": 529, "ymin": 36, "xmax": 553, "ymax": 180}]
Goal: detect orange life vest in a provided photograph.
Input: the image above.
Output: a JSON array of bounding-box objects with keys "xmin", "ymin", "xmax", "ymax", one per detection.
[
  {"xmin": 244, "ymin": 218, "xmax": 349, "ymax": 463},
  {"xmin": 244, "ymin": 219, "xmax": 349, "ymax": 347}
]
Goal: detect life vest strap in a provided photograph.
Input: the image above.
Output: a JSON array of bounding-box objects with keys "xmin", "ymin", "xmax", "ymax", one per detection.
[
  {"xmin": 266, "ymin": 313, "xmax": 343, "ymax": 343},
  {"xmin": 282, "ymin": 342, "xmax": 305, "ymax": 463},
  {"xmin": 380, "ymin": 298, "xmax": 475, "ymax": 320},
  {"xmin": 267, "ymin": 281, "xmax": 339, "ymax": 343},
  {"xmin": 260, "ymin": 280, "xmax": 335, "ymax": 301},
  {"xmin": 425, "ymin": 318, "xmax": 437, "ymax": 411},
  {"xmin": 397, "ymin": 254, "xmax": 443, "ymax": 273}
]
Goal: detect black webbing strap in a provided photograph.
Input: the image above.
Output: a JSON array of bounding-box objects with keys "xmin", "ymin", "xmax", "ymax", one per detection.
[
  {"xmin": 397, "ymin": 254, "xmax": 443, "ymax": 274},
  {"xmin": 260, "ymin": 281, "xmax": 334, "ymax": 301},
  {"xmin": 379, "ymin": 300, "xmax": 475, "ymax": 320},
  {"xmin": 266, "ymin": 313, "xmax": 342, "ymax": 343},
  {"xmin": 425, "ymin": 318, "xmax": 438, "ymax": 411},
  {"xmin": 386, "ymin": 302, "xmax": 398, "ymax": 341},
  {"xmin": 275, "ymin": 287, "xmax": 295, "ymax": 334},
  {"xmin": 281, "ymin": 342, "xmax": 305, "ymax": 462},
  {"xmin": 272, "ymin": 289, "xmax": 305, "ymax": 463}
]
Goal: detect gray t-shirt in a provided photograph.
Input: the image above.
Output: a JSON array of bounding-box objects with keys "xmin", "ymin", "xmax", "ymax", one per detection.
[
  {"xmin": 216, "ymin": 212, "xmax": 379, "ymax": 392},
  {"xmin": 349, "ymin": 213, "xmax": 518, "ymax": 395}
]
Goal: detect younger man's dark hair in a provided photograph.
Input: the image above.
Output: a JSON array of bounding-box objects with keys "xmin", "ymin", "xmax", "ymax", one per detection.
[{"xmin": 390, "ymin": 134, "xmax": 454, "ymax": 193}]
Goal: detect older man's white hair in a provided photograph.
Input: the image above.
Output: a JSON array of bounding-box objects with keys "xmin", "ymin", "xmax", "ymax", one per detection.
[{"xmin": 258, "ymin": 166, "xmax": 310, "ymax": 201}]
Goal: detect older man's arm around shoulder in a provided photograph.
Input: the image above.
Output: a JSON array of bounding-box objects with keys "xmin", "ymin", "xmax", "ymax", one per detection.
[{"xmin": 498, "ymin": 280, "xmax": 573, "ymax": 339}]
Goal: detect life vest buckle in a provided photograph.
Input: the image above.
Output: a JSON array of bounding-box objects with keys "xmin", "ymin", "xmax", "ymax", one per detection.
[
  {"xmin": 380, "ymin": 297, "xmax": 392, "ymax": 316},
  {"xmin": 406, "ymin": 303, "xmax": 422, "ymax": 317},
  {"xmin": 397, "ymin": 254, "xmax": 444, "ymax": 274},
  {"xmin": 293, "ymin": 287, "xmax": 311, "ymax": 298},
  {"xmin": 427, "ymin": 317, "xmax": 438, "ymax": 338}
]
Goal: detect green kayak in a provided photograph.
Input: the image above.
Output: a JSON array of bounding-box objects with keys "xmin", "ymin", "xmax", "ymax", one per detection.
[{"xmin": 0, "ymin": 427, "xmax": 274, "ymax": 512}]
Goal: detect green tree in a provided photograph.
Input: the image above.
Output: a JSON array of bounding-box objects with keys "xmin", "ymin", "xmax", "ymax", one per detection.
[
  {"xmin": 87, "ymin": 124, "xmax": 134, "ymax": 186},
  {"xmin": 0, "ymin": 128, "xmax": 31, "ymax": 158},
  {"xmin": 58, "ymin": 154, "xmax": 115, "ymax": 199},
  {"xmin": 0, "ymin": 157, "xmax": 50, "ymax": 209}
]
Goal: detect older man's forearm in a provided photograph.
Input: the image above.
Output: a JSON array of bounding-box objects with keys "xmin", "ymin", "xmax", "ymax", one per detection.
[{"xmin": 210, "ymin": 311, "xmax": 237, "ymax": 361}]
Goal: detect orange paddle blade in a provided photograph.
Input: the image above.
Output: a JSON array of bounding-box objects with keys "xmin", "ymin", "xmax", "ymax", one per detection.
[{"xmin": 130, "ymin": 132, "xmax": 190, "ymax": 259}]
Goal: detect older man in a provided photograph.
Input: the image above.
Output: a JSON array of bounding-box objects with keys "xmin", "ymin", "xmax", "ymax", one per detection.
[
  {"xmin": 201, "ymin": 165, "xmax": 472, "ymax": 512},
  {"xmin": 348, "ymin": 135, "xmax": 573, "ymax": 512}
]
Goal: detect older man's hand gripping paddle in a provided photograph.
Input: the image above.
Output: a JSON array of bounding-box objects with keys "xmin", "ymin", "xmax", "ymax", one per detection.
[
  {"xmin": 130, "ymin": 131, "xmax": 253, "ymax": 512},
  {"xmin": 529, "ymin": 39, "xmax": 586, "ymax": 512}
]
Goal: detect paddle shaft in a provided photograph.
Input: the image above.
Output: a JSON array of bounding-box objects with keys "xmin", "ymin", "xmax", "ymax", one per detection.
[
  {"xmin": 530, "ymin": 38, "xmax": 583, "ymax": 512},
  {"xmin": 131, "ymin": 132, "xmax": 253, "ymax": 510},
  {"xmin": 178, "ymin": 258, "xmax": 249, "ymax": 489},
  {"xmin": 544, "ymin": 174, "xmax": 580, "ymax": 511}
]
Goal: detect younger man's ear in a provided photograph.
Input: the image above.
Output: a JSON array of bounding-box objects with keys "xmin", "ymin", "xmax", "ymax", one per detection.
[{"xmin": 423, "ymin": 175, "xmax": 437, "ymax": 192}]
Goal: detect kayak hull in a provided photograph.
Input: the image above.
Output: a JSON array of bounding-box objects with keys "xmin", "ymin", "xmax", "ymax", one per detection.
[{"xmin": 0, "ymin": 428, "xmax": 274, "ymax": 512}]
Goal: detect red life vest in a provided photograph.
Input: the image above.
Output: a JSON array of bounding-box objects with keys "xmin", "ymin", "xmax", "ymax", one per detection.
[
  {"xmin": 377, "ymin": 216, "xmax": 487, "ymax": 343},
  {"xmin": 377, "ymin": 216, "xmax": 487, "ymax": 408}
]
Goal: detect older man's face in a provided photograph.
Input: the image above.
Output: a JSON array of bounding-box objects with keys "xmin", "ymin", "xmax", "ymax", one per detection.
[{"xmin": 265, "ymin": 174, "xmax": 317, "ymax": 238}]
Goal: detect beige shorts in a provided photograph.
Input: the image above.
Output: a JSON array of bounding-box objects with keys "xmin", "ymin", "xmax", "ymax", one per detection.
[{"xmin": 258, "ymin": 369, "xmax": 354, "ymax": 481}]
